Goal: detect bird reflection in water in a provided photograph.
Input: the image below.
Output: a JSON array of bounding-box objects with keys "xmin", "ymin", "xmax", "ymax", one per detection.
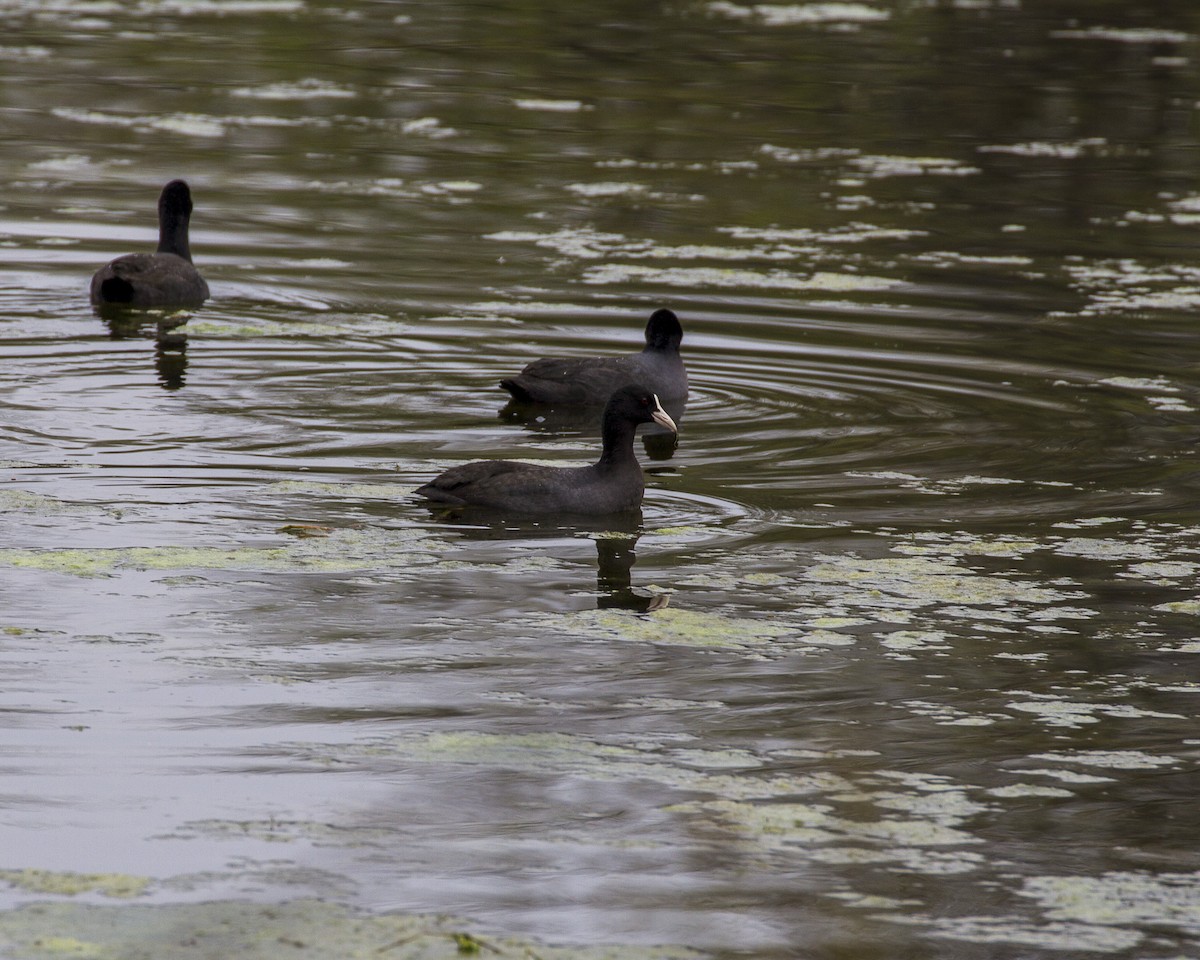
[
  {"xmin": 420, "ymin": 507, "xmax": 666, "ymax": 613},
  {"xmin": 594, "ymin": 526, "xmax": 669, "ymax": 613},
  {"xmin": 101, "ymin": 311, "xmax": 190, "ymax": 391},
  {"xmin": 498, "ymin": 392, "xmax": 685, "ymax": 462}
]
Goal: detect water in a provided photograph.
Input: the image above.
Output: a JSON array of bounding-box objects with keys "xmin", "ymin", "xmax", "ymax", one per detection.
[{"xmin": 2, "ymin": 1, "xmax": 1200, "ymax": 957}]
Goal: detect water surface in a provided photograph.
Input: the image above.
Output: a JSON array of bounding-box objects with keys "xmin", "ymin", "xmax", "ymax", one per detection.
[{"xmin": 2, "ymin": 1, "xmax": 1200, "ymax": 957}]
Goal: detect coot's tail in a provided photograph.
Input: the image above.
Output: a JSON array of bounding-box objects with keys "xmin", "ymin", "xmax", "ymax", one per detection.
[
  {"xmin": 499, "ymin": 377, "xmax": 535, "ymax": 401},
  {"xmin": 99, "ymin": 275, "xmax": 137, "ymax": 304}
]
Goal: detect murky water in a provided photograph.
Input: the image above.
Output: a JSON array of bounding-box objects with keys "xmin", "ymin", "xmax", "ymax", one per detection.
[{"xmin": 3, "ymin": 1, "xmax": 1200, "ymax": 957}]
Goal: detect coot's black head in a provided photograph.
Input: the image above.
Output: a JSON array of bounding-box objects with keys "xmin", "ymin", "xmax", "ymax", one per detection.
[
  {"xmin": 643, "ymin": 308, "xmax": 683, "ymax": 352},
  {"xmin": 159, "ymin": 180, "xmax": 194, "ymax": 220},
  {"xmin": 607, "ymin": 384, "xmax": 678, "ymax": 433}
]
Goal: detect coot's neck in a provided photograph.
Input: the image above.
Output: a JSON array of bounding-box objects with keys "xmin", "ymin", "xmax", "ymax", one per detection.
[
  {"xmin": 642, "ymin": 335, "xmax": 681, "ymax": 356},
  {"xmin": 595, "ymin": 407, "xmax": 640, "ymax": 471},
  {"xmin": 157, "ymin": 207, "xmax": 193, "ymax": 262}
]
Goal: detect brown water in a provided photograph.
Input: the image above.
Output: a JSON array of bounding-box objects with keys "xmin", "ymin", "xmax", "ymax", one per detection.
[{"xmin": 2, "ymin": 1, "xmax": 1200, "ymax": 957}]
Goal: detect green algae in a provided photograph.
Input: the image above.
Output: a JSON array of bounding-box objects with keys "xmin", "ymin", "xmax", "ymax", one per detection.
[
  {"xmin": 161, "ymin": 820, "xmax": 398, "ymax": 848},
  {"xmin": 581, "ymin": 263, "xmax": 901, "ymax": 292},
  {"xmin": 1019, "ymin": 871, "xmax": 1200, "ymax": 932},
  {"xmin": 0, "ymin": 870, "xmax": 150, "ymax": 899},
  {"xmin": 1021, "ymin": 768, "xmax": 1115, "ymax": 785},
  {"xmin": 0, "ymin": 490, "xmax": 110, "ymax": 517},
  {"xmin": 684, "ymin": 797, "xmax": 980, "ymax": 851},
  {"xmin": 1155, "ymin": 599, "xmax": 1200, "ymax": 614},
  {"xmin": 0, "ymin": 527, "xmax": 449, "ymax": 578},
  {"xmin": 801, "ymin": 554, "xmax": 1078, "ymax": 608},
  {"xmin": 877, "ymin": 629, "xmax": 952, "ymax": 652},
  {"xmin": 339, "ymin": 729, "xmax": 996, "ymax": 876},
  {"xmin": 1050, "ymin": 537, "xmax": 1160, "ymax": 561},
  {"xmin": 1006, "ymin": 697, "xmax": 1185, "ymax": 729},
  {"xmin": 0, "ymin": 899, "xmax": 702, "ymax": 960},
  {"xmin": 554, "ymin": 607, "xmax": 792, "ymax": 650},
  {"xmin": 270, "ymin": 480, "xmax": 413, "ymax": 499},
  {"xmin": 985, "ymin": 784, "xmax": 1073, "ymax": 798},
  {"xmin": 892, "ymin": 533, "xmax": 1040, "ymax": 559},
  {"xmin": 1030, "ymin": 750, "xmax": 1182, "ymax": 770},
  {"xmin": 333, "ymin": 730, "xmax": 881, "ymax": 805},
  {"xmin": 881, "ymin": 914, "xmax": 1141, "ymax": 952},
  {"xmin": 1125, "ymin": 560, "xmax": 1199, "ymax": 581}
]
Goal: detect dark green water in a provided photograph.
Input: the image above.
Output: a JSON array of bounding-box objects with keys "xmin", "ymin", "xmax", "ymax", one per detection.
[{"xmin": 2, "ymin": 1, "xmax": 1200, "ymax": 957}]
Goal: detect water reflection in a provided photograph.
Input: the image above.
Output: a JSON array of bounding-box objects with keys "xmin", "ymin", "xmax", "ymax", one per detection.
[
  {"xmin": 420, "ymin": 507, "xmax": 660, "ymax": 611},
  {"xmin": 5, "ymin": 0, "xmax": 1200, "ymax": 956},
  {"xmin": 102, "ymin": 312, "xmax": 190, "ymax": 391},
  {"xmin": 593, "ymin": 529, "xmax": 666, "ymax": 613}
]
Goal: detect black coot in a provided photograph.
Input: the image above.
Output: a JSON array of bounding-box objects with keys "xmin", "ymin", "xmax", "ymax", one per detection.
[
  {"xmin": 416, "ymin": 385, "xmax": 677, "ymax": 514},
  {"xmin": 89, "ymin": 180, "xmax": 209, "ymax": 310},
  {"xmin": 500, "ymin": 308, "xmax": 686, "ymax": 404}
]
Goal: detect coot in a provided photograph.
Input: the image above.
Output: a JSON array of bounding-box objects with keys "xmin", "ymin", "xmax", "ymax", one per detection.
[
  {"xmin": 500, "ymin": 308, "xmax": 686, "ymax": 404},
  {"xmin": 89, "ymin": 180, "xmax": 209, "ymax": 310},
  {"xmin": 416, "ymin": 385, "xmax": 677, "ymax": 514}
]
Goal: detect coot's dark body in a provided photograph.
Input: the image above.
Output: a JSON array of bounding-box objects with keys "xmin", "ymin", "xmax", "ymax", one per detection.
[
  {"xmin": 416, "ymin": 386, "xmax": 677, "ymax": 514},
  {"xmin": 500, "ymin": 309, "xmax": 686, "ymax": 405}
]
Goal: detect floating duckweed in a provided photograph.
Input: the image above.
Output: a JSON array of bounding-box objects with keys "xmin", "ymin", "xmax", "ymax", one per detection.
[
  {"xmin": 230, "ymin": 79, "xmax": 355, "ymax": 100},
  {"xmin": 271, "ymin": 480, "xmax": 412, "ymax": 499},
  {"xmin": 1158, "ymin": 640, "xmax": 1200, "ymax": 652},
  {"xmin": 986, "ymin": 784, "xmax": 1073, "ymax": 798},
  {"xmin": 893, "ymin": 533, "xmax": 1040, "ymax": 559},
  {"xmin": 1021, "ymin": 768, "xmax": 1115, "ymax": 784},
  {"xmin": 1030, "ymin": 750, "xmax": 1181, "ymax": 769},
  {"xmin": 0, "ymin": 527, "xmax": 447, "ymax": 578},
  {"xmin": 670, "ymin": 748, "xmax": 762, "ymax": 769},
  {"xmin": 698, "ymin": 798, "xmax": 980, "ymax": 848},
  {"xmin": 706, "ymin": 2, "xmax": 891, "ymax": 26},
  {"xmin": 1154, "ymin": 599, "xmax": 1200, "ymax": 614},
  {"xmin": 1052, "ymin": 26, "xmax": 1191, "ymax": 42},
  {"xmin": 813, "ymin": 847, "xmax": 984, "ymax": 874},
  {"xmin": 564, "ymin": 607, "xmax": 792, "ymax": 649},
  {"xmin": 0, "ymin": 899, "xmax": 702, "ymax": 960},
  {"xmin": 650, "ymin": 525, "xmax": 717, "ymax": 540},
  {"xmin": 1006, "ymin": 700, "xmax": 1103, "ymax": 727},
  {"xmin": 803, "ymin": 554, "xmax": 1077, "ymax": 608},
  {"xmin": 802, "ymin": 629, "xmax": 856, "ymax": 647},
  {"xmin": 877, "ymin": 630, "xmax": 952, "ymax": 651},
  {"xmin": 513, "ymin": 97, "xmax": 590, "ymax": 111},
  {"xmin": 1051, "ymin": 537, "xmax": 1160, "ymax": 561},
  {"xmin": 0, "ymin": 869, "xmax": 150, "ymax": 899},
  {"xmin": 0, "ymin": 489, "xmax": 107, "ymax": 516},
  {"xmin": 881, "ymin": 914, "xmax": 1141, "ymax": 952},
  {"xmin": 808, "ymin": 616, "xmax": 872, "ymax": 628},
  {"xmin": 826, "ymin": 892, "xmax": 923, "ymax": 910},
  {"xmin": 848, "ymin": 154, "xmax": 981, "ymax": 178},
  {"xmin": 1053, "ymin": 516, "xmax": 1125, "ymax": 528},
  {"xmin": 581, "ymin": 263, "xmax": 901, "ymax": 291},
  {"xmin": 162, "ymin": 819, "xmax": 397, "ymax": 848},
  {"xmin": 1020, "ymin": 871, "xmax": 1200, "ymax": 931},
  {"xmin": 895, "ymin": 700, "xmax": 998, "ymax": 726},
  {"xmin": 378, "ymin": 730, "xmax": 641, "ymax": 769}
]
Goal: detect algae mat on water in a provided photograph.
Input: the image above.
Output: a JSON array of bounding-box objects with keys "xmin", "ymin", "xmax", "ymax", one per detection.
[{"xmin": 0, "ymin": 898, "xmax": 702, "ymax": 960}]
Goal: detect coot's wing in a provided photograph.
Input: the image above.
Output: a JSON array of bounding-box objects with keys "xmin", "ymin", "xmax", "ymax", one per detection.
[{"xmin": 416, "ymin": 459, "xmax": 569, "ymax": 508}]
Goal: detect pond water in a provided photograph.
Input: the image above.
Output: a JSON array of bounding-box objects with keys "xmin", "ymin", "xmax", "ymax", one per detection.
[{"xmin": 2, "ymin": 1, "xmax": 1200, "ymax": 957}]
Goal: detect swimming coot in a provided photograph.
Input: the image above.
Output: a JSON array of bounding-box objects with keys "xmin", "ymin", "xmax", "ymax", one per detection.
[
  {"xmin": 416, "ymin": 385, "xmax": 677, "ymax": 514},
  {"xmin": 500, "ymin": 308, "xmax": 686, "ymax": 404},
  {"xmin": 89, "ymin": 180, "xmax": 209, "ymax": 310}
]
